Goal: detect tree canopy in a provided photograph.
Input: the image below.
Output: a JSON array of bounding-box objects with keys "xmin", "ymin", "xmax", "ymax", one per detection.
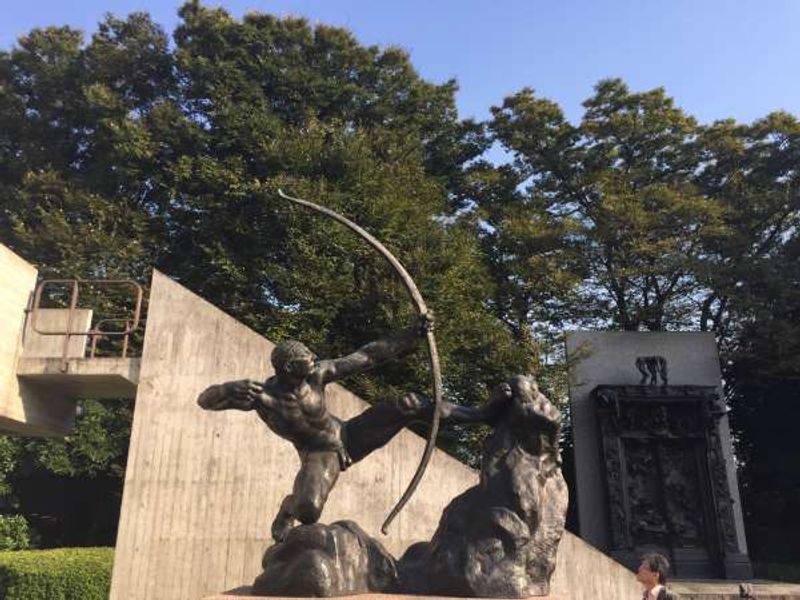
[{"xmin": 0, "ymin": 3, "xmax": 529, "ymax": 544}]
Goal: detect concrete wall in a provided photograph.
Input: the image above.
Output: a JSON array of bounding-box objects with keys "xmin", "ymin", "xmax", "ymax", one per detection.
[
  {"xmin": 23, "ymin": 308, "xmax": 92, "ymax": 358},
  {"xmin": 110, "ymin": 271, "xmax": 478, "ymax": 599},
  {"xmin": 0, "ymin": 245, "xmax": 76, "ymax": 436},
  {"xmin": 565, "ymin": 331, "xmax": 749, "ymax": 561},
  {"xmin": 16, "ymin": 356, "xmax": 139, "ymax": 399},
  {"xmin": 551, "ymin": 532, "xmax": 641, "ymax": 599},
  {"xmin": 111, "ymin": 271, "xmax": 640, "ymax": 599}
]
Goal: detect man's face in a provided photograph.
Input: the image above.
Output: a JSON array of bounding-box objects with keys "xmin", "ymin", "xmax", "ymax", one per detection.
[
  {"xmin": 636, "ymin": 561, "xmax": 659, "ymax": 587},
  {"xmin": 286, "ymin": 348, "xmax": 316, "ymax": 378}
]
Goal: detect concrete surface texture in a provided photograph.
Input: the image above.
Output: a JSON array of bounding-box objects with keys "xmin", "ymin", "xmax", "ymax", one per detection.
[
  {"xmin": 16, "ymin": 356, "xmax": 139, "ymax": 399},
  {"xmin": 565, "ymin": 331, "xmax": 749, "ymax": 564},
  {"xmin": 0, "ymin": 245, "xmax": 76, "ymax": 436},
  {"xmin": 23, "ymin": 307, "xmax": 92, "ymax": 357},
  {"xmin": 17, "ymin": 305, "xmax": 139, "ymax": 400},
  {"xmin": 111, "ymin": 271, "xmax": 641, "ymax": 600},
  {"xmin": 550, "ymin": 531, "xmax": 641, "ymax": 598}
]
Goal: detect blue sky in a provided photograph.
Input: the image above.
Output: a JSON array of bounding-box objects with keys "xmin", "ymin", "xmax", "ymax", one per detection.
[{"xmin": 3, "ymin": 0, "xmax": 799, "ymax": 125}]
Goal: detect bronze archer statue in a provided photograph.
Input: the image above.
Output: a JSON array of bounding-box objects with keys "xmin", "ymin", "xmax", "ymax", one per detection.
[{"xmin": 197, "ymin": 312, "xmax": 521, "ymax": 542}]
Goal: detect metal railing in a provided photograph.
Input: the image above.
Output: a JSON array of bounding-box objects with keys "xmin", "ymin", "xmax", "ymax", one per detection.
[
  {"xmin": 88, "ymin": 317, "xmax": 147, "ymax": 359},
  {"xmin": 28, "ymin": 279, "xmax": 145, "ymax": 370}
]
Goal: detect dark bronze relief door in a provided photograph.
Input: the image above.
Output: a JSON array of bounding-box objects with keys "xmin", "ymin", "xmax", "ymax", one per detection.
[
  {"xmin": 623, "ymin": 437, "xmax": 721, "ymax": 576},
  {"xmin": 595, "ymin": 386, "xmax": 732, "ymax": 578}
]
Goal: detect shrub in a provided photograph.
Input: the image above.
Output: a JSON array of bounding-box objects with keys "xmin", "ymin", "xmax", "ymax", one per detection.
[
  {"xmin": 0, "ymin": 515, "xmax": 32, "ymax": 551},
  {"xmin": 0, "ymin": 547, "xmax": 113, "ymax": 600}
]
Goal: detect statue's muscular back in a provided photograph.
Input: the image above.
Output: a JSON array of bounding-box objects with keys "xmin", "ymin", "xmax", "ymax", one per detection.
[{"xmin": 256, "ymin": 372, "xmax": 343, "ymax": 453}]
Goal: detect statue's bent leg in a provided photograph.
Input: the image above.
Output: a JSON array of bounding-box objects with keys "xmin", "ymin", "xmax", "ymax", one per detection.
[
  {"xmin": 293, "ymin": 451, "xmax": 341, "ymax": 523},
  {"xmin": 271, "ymin": 450, "xmax": 341, "ymax": 541},
  {"xmin": 343, "ymin": 396, "xmax": 432, "ymax": 464},
  {"xmin": 271, "ymin": 496, "xmax": 295, "ymax": 542}
]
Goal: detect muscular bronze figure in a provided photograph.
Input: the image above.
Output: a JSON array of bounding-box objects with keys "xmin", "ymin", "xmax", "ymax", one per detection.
[{"xmin": 197, "ymin": 314, "xmax": 448, "ymax": 541}]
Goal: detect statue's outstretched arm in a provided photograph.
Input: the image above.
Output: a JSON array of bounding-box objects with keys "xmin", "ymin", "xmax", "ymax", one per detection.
[
  {"xmin": 197, "ymin": 379, "xmax": 263, "ymax": 411},
  {"xmin": 452, "ymin": 382, "xmax": 511, "ymax": 424},
  {"xmin": 409, "ymin": 382, "xmax": 513, "ymax": 425},
  {"xmin": 318, "ymin": 314, "xmax": 433, "ymax": 383}
]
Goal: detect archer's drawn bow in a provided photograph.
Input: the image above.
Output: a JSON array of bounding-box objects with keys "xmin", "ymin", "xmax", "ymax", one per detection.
[{"xmin": 277, "ymin": 189, "xmax": 443, "ymax": 534}]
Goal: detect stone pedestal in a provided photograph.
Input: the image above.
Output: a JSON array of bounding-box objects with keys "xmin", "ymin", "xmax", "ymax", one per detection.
[
  {"xmin": 203, "ymin": 590, "xmax": 561, "ymax": 600},
  {"xmin": 204, "ymin": 580, "xmax": 800, "ymax": 600},
  {"xmin": 671, "ymin": 579, "xmax": 800, "ymax": 600}
]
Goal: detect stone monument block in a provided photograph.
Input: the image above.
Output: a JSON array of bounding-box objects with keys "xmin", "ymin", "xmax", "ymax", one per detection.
[{"xmin": 566, "ymin": 331, "xmax": 752, "ymax": 579}]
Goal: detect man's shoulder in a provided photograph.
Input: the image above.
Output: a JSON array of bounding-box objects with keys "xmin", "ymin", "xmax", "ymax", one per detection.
[
  {"xmin": 659, "ymin": 588, "xmax": 680, "ymax": 600},
  {"xmin": 308, "ymin": 364, "xmax": 330, "ymax": 386},
  {"xmin": 261, "ymin": 376, "xmax": 278, "ymax": 393}
]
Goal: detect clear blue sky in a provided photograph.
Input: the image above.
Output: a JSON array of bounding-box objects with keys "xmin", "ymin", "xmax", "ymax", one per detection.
[{"xmin": 3, "ymin": 0, "xmax": 799, "ymax": 125}]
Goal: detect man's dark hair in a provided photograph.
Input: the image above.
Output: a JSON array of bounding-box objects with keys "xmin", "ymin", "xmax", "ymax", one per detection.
[{"xmin": 641, "ymin": 552, "xmax": 670, "ymax": 584}]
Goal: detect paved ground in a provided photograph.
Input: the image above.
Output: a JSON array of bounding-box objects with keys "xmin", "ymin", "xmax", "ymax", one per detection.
[
  {"xmin": 204, "ymin": 581, "xmax": 800, "ymax": 599},
  {"xmin": 672, "ymin": 579, "xmax": 800, "ymax": 599}
]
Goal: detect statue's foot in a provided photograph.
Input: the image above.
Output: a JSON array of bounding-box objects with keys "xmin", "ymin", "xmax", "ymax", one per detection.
[{"xmin": 271, "ymin": 512, "xmax": 295, "ymax": 542}]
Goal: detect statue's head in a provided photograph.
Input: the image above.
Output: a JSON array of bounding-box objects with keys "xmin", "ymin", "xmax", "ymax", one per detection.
[
  {"xmin": 508, "ymin": 374, "xmax": 541, "ymax": 402},
  {"xmin": 271, "ymin": 340, "xmax": 317, "ymax": 379},
  {"xmin": 509, "ymin": 374, "xmax": 560, "ymax": 427}
]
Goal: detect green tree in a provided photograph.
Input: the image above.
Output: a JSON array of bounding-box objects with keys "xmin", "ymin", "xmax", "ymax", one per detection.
[
  {"xmin": 0, "ymin": 3, "xmax": 530, "ymax": 545},
  {"xmin": 0, "ymin": 5, "xmax": 530, "ymax": 406},
  {"xmin": 0, "ymin": 15, "xmax": 169, "ymax": 282},
  {"xmin": 152, "ymin": 2, "xmax": 527, "ymax": 408},
  {"xmin": 701, "ymin": 113, "xmax": 800, "ymax": 566},
  {"xmin": 726, "ymin": 239, "xmax": 800, "ymax": 565},
  {"xmin": 694, "ymin": 112, "xmax": 800, "ymax": 337},
  {"xmin": 479, "ymin": 79, "xmax": 731, "ymax": 334}
]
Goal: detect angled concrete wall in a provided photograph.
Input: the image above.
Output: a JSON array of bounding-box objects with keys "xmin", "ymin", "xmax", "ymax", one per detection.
[
  {"xmin": 111, "ymin": 271, "xmax": 640, "ymax": 599},
  {"xmin": 0, "ymin": 245, "xmax": 77, "ymax": 436}
]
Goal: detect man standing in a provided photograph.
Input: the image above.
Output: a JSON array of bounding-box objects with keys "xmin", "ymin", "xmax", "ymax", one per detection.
[{"xmin": 637, "ymin": 553, "xmax": 680, "ymax": 600}]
